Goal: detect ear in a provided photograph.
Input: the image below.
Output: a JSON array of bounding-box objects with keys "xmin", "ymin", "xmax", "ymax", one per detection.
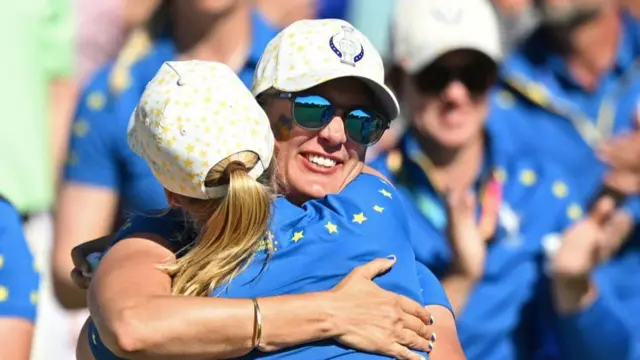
[{"xmin": 164, "ymin": 189, "xmax": 182, "ymax": 208}]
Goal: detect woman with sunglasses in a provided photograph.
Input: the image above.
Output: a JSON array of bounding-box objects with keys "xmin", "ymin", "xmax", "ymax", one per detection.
[
  {"xmin": 77, "ymin": 20, "xmax": 466, "ymax": 360},
  {"xmin": 373, "ymin": 1, "xmax": 634, "ymax": 360}
]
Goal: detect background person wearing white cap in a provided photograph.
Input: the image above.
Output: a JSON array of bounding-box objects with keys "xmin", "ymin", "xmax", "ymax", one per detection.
[
  {"xmin": 371, "ymin": 0, "xmax": 636, "ymax": 359},
  {"xmin": 76, "ymin": 20, "xmax": 466, "ymax": 360}
]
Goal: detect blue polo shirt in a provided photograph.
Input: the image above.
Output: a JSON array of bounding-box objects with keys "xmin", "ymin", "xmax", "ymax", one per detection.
[
  {"xmin": 63, "ymin": 11, "xmax": 278, "ymax": 215},
  {"xmin": 488, "ymin": 12, "xmax": 640, "ymax": 353},
  {"xmin": 0, "ymin": 199, "xmax": 39, "ymax": 323},
  {"xmin": 88, "ymin": 174, "xmax": 452, "ymax": 359},
  {"xmin": 370, "ymin": 129, "xmax": 634, "ymax": 360}
]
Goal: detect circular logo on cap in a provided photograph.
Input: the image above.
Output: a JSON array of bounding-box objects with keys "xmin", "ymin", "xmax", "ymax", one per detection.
[{"xmin": 329, "ymin": 26, "xmax": 364, "ymax": 67}]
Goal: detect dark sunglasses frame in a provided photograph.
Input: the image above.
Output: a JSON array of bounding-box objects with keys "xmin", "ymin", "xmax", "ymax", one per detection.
[
  {"xmin": 413, "ymin": 57, "xmax": 498, "ymax": 96},
  {"xmin": 268, "ymin": 91, "xmax": 391, "ymax": 146}
]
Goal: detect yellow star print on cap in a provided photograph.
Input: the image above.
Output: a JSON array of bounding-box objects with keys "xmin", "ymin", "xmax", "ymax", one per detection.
[
  {"xmin": 252, "ymin": 19, "xmax": 399, "ymax": 120},
  {"xmin": 127, "ymin": 60, "xmax": 275, "ymax": 199}
]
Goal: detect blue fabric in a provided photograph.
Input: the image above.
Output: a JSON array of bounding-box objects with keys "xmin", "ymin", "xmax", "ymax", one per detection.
[
  {"xmin": 370, "ymin": 128, "xmax": 587, "ymax": 360},
  {"xmin": 0, "ymin": 199, "xmax": 39, "ymax": 323},
  {"xmin": 64, "ymin": 11, "xmax": 278, "ymax": 215},
  {"xmin": 487, "ymin": 12, "xmax": 640, "ymax": 358},
  {"xmin": 89, "ymin": 174, "xmax": 452, "ymax": 359}
]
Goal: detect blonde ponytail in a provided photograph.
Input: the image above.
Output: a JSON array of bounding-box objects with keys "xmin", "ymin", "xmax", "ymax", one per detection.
[{"xmin": 164, "ymin": 151, "xmax": 274, "ymax": 297}]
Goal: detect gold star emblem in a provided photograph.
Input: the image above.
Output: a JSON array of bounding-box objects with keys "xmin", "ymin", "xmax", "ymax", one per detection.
[
  {"xmin": 567, "ymin": 203, "xmax": 583, "ymax": 221},
  {"xmin": 86, "ymin": 91, "xmax": 106, "ymax": 111},
  {"xmin": 352, "ymin": 212, "xmax": 367, "ymax": 224},
  {"xmin": 519, "ymin": 169, "xmax": 537, "ymax": 187},
  {"xmin": 0, "ymin": 254, "xmax": 3, "ymax": 269},
  {"xmin": 292, "ymin": 231, "xmax": 304, "ymax": 243},
  {"xmin": 493, "ymin": 167, "xmax": 507, "ymax": 183},
  {"xmin": 0, "ymin": 286, "xmax": 7, "ymax": 302},
  {"xmin": 30, "ymin": 291, "xmax": 38, "ymax": 305},
  {"xmin": 379, "ymin": 189, "xmax": 392, "ymax": 199},
  {"xmin": 552, "ymin": 181, "xmax": 568, "ymax": 198},
  {"xmin": 325, "ymin": 222, "xmax": 338, "ymax": 234},
  {"xmin": 184, "ymin": 159, "xmax": 194, "ymax": 169},
  {"xmin": 72, "ymin": 119, "xmax": 90, "ymax": 137},
  {"xmin": 373, "ymin": 205, "xmax": 384, "ymax": 213}
]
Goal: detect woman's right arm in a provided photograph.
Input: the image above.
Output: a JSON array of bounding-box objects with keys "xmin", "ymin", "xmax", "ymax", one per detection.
[{"xmin": 90, "ymin": 234, "xmax": 434, "ymax": 360}]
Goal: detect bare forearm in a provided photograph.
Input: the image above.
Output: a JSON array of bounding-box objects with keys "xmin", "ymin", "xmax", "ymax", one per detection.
[
  {"xmin": 52, "ymin": 273, "xmax": 88, "ymax": 309},
  {"xmin": 441, "ymin": 273, "xmax": 478, "ymax": 315},
  {"xmin": 97, "ymin": 292, "xmax": 337, "ymax": 360}
]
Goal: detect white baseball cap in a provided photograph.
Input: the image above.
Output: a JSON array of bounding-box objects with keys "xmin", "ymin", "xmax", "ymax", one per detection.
[
  {"xmin": 127, "ymin": 60, "xmax": 275, "ymax": 200},
  {"xmin": 392, "ymin": 0, "xmax": 502, "ymax": 75},
  {"xmin": 252, "ymin": 18, "xmax": 400, "ymax": 120}
]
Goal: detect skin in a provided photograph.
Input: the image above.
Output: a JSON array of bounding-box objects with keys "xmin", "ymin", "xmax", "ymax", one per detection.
[
  {"xmin": 53, "ymin": 0, "xmax": 255, "ymax": 310},
  {"xmin": 0, "ymin": 319, "xmax": 33, "ymax": 360},
  {"xmin": 77, "ymin": 77, "xmax": 465, "ymax": 360}
]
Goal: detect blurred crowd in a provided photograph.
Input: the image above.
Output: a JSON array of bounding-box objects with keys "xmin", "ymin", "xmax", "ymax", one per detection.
[{"xmin": 1, "ymin": 0, "xmax": 640, "ymax": 359}]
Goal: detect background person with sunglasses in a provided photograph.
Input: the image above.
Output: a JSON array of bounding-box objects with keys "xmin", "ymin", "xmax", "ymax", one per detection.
[
  {"xmin": 373, "ymin": 0, "xmax": 634, "ymax": 359},
  {"xmin": 74, "ymin": 20, "xmax": 466, "ymax": 360}
]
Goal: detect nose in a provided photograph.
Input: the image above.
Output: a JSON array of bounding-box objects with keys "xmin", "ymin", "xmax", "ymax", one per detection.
[
  {"xmin": 442, "ymin": 80, "xmax": 471, "ymax": 102},
  {"xmin": 317, "ymin": 114, "xmax": 347, "ymax": 146}
]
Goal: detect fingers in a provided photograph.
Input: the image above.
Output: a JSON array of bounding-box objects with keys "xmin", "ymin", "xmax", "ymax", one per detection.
[
  {"xmin": 604, "ymin": 171, "xmax": 640, "ymax": 195},
  {"xmin": 397, "ymin": 295, "xmax": 432, "ymax": 327},
  {"xmin": 398, "ymin": 329, "xmax": 433, "ymax": 354},
  {"xmin": 588, "ymin": 195, "xmax": 616, "ymax": 224},
  {"xmin": 70, "ymin": 269, "xmax": 91, "ymax": 290},
  {"xmin": 388, "ymin": 343, "xmax": 427, "ymax": 360},
  {"xmin": 352, "ymin": 256, "xmax": 397, "ymax": 280}
]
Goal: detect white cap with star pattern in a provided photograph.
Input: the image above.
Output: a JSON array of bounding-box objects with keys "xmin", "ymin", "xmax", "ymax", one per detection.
[
  {"xmin": 252, "ymin": 18, "xmax": 400, "ymax": 121},
  {"xmin": 127, "ymin": 60, "xmax": 275, "ymax": 199}
]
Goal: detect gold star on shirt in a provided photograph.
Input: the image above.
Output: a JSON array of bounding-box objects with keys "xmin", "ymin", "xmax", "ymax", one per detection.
[
  {"xmin": 30, "ymin": 291, "xmax": 38, "ymax": 305},
  {"xmin": 352, "ymin": 212, "xmax": 367, "ymax": 224},
  {"xmin": 567, "ymin": 203, "xmax": 583, "ymax": 221},
  {"xmin": 72, "ymin": 119, "xmax": 90, "ymax": 138},
  {"xmin": 325, "ymin": 221, "xmax": 338, "ymax": 234},
  {"xmin": 552, "ymin": 181, "xmax": 568, "ymax": 199},
  {"xmin": 373, "ymin": 205, "xmax": 384, "ymax": 213},
  {"xmin": 292, "ymin": 231, "xmax": 304, "ymax": 243},
  {"xmin": 0, "ymin": 254, "xmax": 3, "ymax": 270},
  {"xmin": 519, "ymin": 169, "xmax": 537, "ymax": 187},
  {"xmin": 86, "ymin": 91, "xmax": 106, "ymax": 111},
  {"xmin": 0, "ymin": 286, "xmax": 8, "ymax": 302},
  {"xmin": 379, "ymin": 189, "xmax": 392, "ymax": 199}
]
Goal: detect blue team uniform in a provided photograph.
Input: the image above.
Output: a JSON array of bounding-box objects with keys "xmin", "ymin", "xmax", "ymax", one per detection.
[
  {"xmin": 88, "ymin": 174, "xmax": 452, "ymax": 359},
  {"xmin": 370, "ymin": 129, "xmax": 633, "ymax": 360},
  {"xmin": 64, "ymin": 11, "xmax": 278, "ymax": 215},
  {"xmin": 0, "ymin": 199, "xmax": 39, "ymax": 323},
  {"xmin": 487, "ymin": 12, "xmax": 640, "ymax": 358}
]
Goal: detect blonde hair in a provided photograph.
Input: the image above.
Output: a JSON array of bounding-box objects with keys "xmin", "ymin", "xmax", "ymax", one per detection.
[{"xmin": 163, "ymin": 151, "xmax": 275, "ymax": 297}]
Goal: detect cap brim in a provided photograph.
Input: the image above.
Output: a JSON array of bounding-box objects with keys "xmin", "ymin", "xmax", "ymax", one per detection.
[
  {"xmin": 273, "ymin": 67, "xmax": 400, "ymax": 121},
  {"xmin": 404, "ymin": 43, "xmax": 501, "ymax": 75}
]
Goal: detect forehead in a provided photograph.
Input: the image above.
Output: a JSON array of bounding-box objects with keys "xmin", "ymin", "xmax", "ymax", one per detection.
[{"xmin": 302, "ymin": 77, "xmax": 374, "ymax": 107}]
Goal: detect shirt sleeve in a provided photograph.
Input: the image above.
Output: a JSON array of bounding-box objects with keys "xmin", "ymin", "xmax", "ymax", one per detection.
[
  {"xmin": 0, "ymin": 201, "xmax": 39, "ymax": 323},
  {"xmin": 416, "ymin": 260, "xmax": 453, "ymax": 313},
  {"xmin": 63, "ymin": 67, "xmax": 122, "ymax": 191}
]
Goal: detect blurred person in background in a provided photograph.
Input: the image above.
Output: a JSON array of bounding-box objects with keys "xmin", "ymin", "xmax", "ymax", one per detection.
[
  {"xmin": 0, "ymin": 198, "xmax": 40, "ymax": 360},
  {"xmin": 75, "ymin": 0, "xmax": 160, "ymax": 87},
  {"xmin": 491, "ymin": 0, "xmax": 540, "ymax": 51},
  {"xmin": 490, "ymin": 0, "xmax": 640, "ymax": 346},
  {"xmin": 373, "ymin": 0, "xmax": 636, "ymax": 359},
  {"xmin": 0, "ymin": 1, "xmax": 76, "ymax": 360},
  {"xmin": 54, "ymin": 0, "xmax": 280, "ymax": 312}
]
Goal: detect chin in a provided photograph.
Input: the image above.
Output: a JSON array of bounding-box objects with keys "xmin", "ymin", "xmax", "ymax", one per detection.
[{"xmin": 434, "ymin": 131, "xmax": 477, "ymax": 149}]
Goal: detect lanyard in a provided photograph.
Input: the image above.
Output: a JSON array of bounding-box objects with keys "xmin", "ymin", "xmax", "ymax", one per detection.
[{"xmin": 395, "ymin": 149, "xmax": 504, "ymax": 241}]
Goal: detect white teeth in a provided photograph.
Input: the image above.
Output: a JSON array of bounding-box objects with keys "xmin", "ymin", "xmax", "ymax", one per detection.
[{"xmin": 306, "ymin": 154, "xmax": 337, "ymax": 168}]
